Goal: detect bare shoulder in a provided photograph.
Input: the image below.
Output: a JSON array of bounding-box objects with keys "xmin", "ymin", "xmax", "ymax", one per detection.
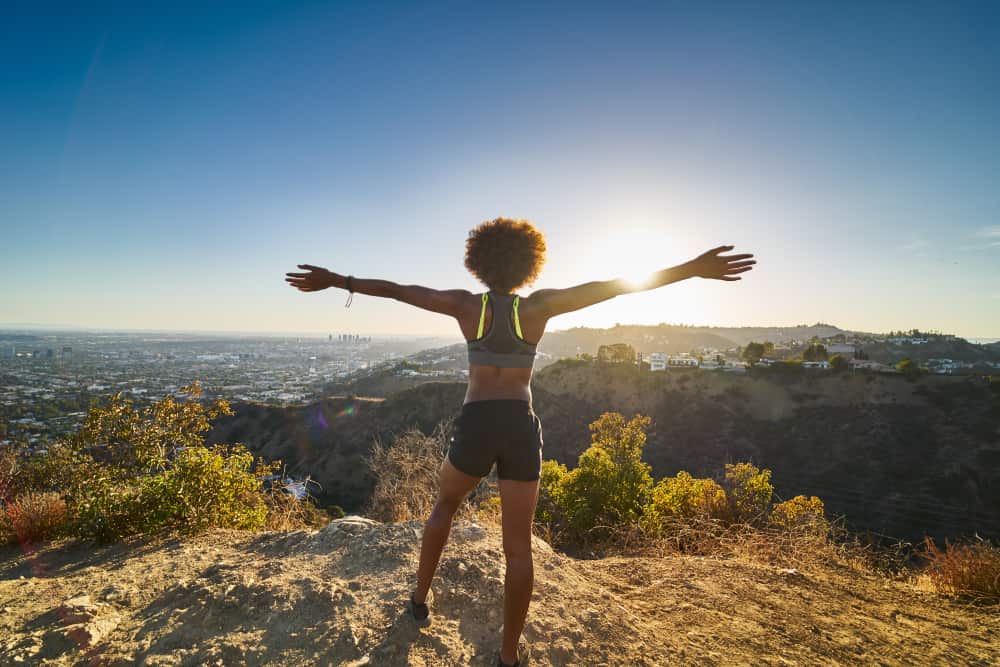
[{"xmin": 519, "ymin": 289, "xmax": 561, "ymax": 322}]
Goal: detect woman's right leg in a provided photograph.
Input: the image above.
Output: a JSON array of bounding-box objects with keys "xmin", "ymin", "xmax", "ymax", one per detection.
[
  {"xmin": 412, "ymin": 458, "xmax": 481, "ymax": 605},
  {"xmin": 498, "ymin": 477, "xmax": 540, "ymax": 666}
]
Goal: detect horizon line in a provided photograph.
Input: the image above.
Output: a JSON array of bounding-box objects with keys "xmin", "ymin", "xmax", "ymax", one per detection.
[{"xmin": 1, "ymin": 322, "xmax": 997, "ymax": 341}]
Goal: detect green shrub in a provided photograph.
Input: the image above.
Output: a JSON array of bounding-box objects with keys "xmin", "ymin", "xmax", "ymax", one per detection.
[
  {"xmin": 50, "ymin": 383, "xmax": 284, "ymax": 542},
  {"xmin": 535, "ymin": 459, "xmax": 568, "ymax": 526},
  {"xmin": 0, "ymin": 447, "xmax": 16, "ymax": 500},
  {"xmin": 769, "ymin": 495, "xmax": 828, "ymax": 536},
  {"xmin": 642, "ymin": 471, "xmax": 729, "ymax": 536},
  {"xmin": 12, "ymin": 443, "xmax": 101, "ymax": 499},
  {"xmin": 71, "ymin": 444, "xmax": 274, "ymax": 542},
  {"xmin": 724, "ymin": 462, "xmax": 774, "ymax": 524},
  {"xmin": 555, "ymin": 413, "xmax": 653, "ymax": 540}
]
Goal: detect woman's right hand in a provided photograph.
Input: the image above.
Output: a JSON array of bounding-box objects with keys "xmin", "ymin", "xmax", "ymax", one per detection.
[
  {"xmin": 684, "ymin": 246, "xmax": 756, "ymax": 281},
  {"xmin": 285, "ymin": 264, "xmax": 340, "ymax": 292}
]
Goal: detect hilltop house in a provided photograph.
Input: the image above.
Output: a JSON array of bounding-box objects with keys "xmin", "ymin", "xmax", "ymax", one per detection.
[
  {"xmin": 826, "ymin": 343, "xmax": 856, "ymax": 357},
  {"xmin": 667, "ymin": 354, "xmax": 698, "ymax": 367},
  {"xmin": 647, "ymin": 352, "xmax": 667, "ymax": 372}
]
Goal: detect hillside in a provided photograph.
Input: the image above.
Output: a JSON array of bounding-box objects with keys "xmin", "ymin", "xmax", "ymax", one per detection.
[
  {"xmin": 2, "ymin": 519, "xmax": 997, "ymax": 666},
  {"xmin": 209, "ymin": 366, "xmax": 999, "ymax": 542},
  {"xmin": 535, "ymin": 323, "xmax": 848, "ymax": 359}
]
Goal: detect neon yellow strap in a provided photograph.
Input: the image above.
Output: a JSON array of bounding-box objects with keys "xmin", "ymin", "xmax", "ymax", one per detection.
[
  {"xmin": 476, "ymin": 293, "xmax": 488, "ymax": 338},
  {"xmin": 513, "ymin": 295, "xmax": 523, "ymax": 339}
]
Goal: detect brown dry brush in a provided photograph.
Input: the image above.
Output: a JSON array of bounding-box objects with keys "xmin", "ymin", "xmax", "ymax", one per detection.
[
  {"xmin": 921, "ymin": 537, "xmax": 1000, "ymax": 604},
  {"xmin": 365, "ymin": 419, "xmax": 496, "ymax": 524},
  {"xmin": 2, "ymin": 491, "xmax": 68, "ymax": 545},
  {"xmin": 550, "ymin": 513, "xmax": 900, "ymax": 577}
]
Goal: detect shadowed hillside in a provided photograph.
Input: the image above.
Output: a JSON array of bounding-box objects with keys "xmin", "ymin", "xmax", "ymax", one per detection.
[{"xmin": 208, "ymin": 365, "xmax": 999, "ymax": 542}]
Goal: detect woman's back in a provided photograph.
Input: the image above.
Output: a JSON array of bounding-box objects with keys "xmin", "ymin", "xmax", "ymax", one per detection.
[{"xmin": 460, "ymin": 292, "xmax": 548, "ymax": 404}]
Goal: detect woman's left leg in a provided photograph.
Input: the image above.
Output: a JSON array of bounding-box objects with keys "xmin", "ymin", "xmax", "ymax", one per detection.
[{"xmin": 412, "ymin": 458, "xmax": 482, "ymax": 605}]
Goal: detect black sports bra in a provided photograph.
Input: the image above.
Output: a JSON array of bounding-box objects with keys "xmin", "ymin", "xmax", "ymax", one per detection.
[{"xmin": 467, "ymin": 292, "xmax": 537, "ymax": 369}]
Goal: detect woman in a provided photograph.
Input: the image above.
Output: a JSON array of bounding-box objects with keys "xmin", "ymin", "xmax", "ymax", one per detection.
[{"xmin": 285, "ymin": 218, "xmax": 755, "ymax": 666}]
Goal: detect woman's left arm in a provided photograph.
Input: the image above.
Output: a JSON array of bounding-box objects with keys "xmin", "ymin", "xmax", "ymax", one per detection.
[{"xmin": 285, "ymin": 264, "xmax": 472, "ymax": 317}]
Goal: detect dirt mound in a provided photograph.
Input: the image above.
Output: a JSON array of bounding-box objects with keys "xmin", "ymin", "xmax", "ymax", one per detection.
[{"xmin": 1, "ymin": 518, "xmax": 997, "ymax": 666}]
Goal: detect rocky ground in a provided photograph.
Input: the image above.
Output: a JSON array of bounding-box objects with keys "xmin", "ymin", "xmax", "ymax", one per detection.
[{"xmin": 1, "ymin": 518, "xmax": 997, "ymax": 666}]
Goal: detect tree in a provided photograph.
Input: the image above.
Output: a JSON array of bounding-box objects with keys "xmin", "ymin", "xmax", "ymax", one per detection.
[
  {"xmin": 803, "ymin": 343, "xmax": 828, "ymax": 362},
  {"xmin": 829, "ymin": 354, "xmax": 848, "ymax": 372},
  {"xmin": 597, "ymin": 343, "xmax": 636, "ymax": 364},
  {"xmin": 555, "ymin": 412, "xmax": 654, "ymax": 540},
  {"xmin": 742, "ymin": 342, "xmax": 765, "ymax": 365},
  {"xmin": 897, "ymin": 358, "xmax": 922, "ymax": 379}
]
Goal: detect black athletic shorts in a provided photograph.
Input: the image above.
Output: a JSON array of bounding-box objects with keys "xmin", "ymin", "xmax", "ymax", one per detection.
[{"xmin": 447, "ymin": 400, "xmax": 544, "ymax": 481}]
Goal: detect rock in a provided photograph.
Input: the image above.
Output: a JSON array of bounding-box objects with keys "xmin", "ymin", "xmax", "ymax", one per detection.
[
  {"xmin": 58, "ymin": 596, "xmax": 100, "ymax": 624},
  {"xmin": 65, "ymin": 613, "xmax": 121, "ymax": 648},
  {"xmin": 452, "ymin": 523, "xmax": 487, "ymax": 543}
]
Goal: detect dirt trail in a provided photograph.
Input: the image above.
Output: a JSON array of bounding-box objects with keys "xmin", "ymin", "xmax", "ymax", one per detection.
[{"xmin": 1, "ymin": 518, "xmax": 996, "ymax": 666}]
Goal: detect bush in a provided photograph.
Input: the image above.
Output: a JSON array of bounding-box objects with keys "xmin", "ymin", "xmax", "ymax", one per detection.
[
  {"xmin": 50, "ymin": 383, "xmax": 285, "ymax": 542},
  {"xmin": 724, "ymin": 463, "xmax": 774, "ymax": 524},
  {"xmin": 535, "ymin": 459, "xmax": 568, "ymax": 527},
  {"xmin": 3, "ymin": 491, "xmax": 68, "ymax": 544},
  {"xmin": 71, "ymin": 444, "xmax": 275, "ymax": 542},
  {"xmin": 770, "ymin": 495, "xmax": 828, "ymax": 536},
  {"xmin": 642, "ymin": 471, "xmax": 729, "ymax": 536},
  {"xmin": 0, "ymin": 447, "xmax": 16, "ymax": 501},
  {"xmin": 10, "ymin": 443, "xmax": 101, "ymax": 500},
  {"xmin": 921, "ymin": 538, "xmax": 1000, "ymax": 603},
  {"xmin": 555, "ymin": 413, "xmax": 653, "ymax": 541}
]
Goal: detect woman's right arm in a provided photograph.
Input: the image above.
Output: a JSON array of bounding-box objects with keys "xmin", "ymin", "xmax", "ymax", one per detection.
[
  {"xmin": 529, "ymin": 245, "xmax": 755, "ymax": 318},
  {"xmin": 285, "ymin": 264, "xmax": 474, "ymax": 318}
]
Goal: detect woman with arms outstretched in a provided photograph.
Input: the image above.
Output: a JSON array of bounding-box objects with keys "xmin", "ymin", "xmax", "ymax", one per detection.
[{"xmin": 285, "ymin": 218, "xmax": 755, "ymax": 667}]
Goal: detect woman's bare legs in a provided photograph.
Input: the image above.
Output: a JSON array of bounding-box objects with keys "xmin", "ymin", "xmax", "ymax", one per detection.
[
  {"xmin": 498, "ymin": 478, "xmax": 540, "ymax": 665},
  {"xmin": 413, "ymin": 459, "xmax": 481, "ymax": 605}
]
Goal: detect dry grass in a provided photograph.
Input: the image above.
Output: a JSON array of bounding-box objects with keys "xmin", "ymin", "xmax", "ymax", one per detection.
[
  {"xmin": 365, "ymin": 422, "xmax": 451, "ymax": 523},
  {"xmin": 921, "ymin": 537, "xmax": 1000, "ymax": 604},
  {"xmin": 365, "ymin": 420, "xmax": 499, "ymax": 525},
  {"xmin": 264, "ymin": 487, "xmax": 332, "ymax": 531},
  {"xmin": 541, "ymin": 513, "xmax": 918, "ymax": 581},
  {"xmin": 2, "ymin": 491, "xmax": 67, "ymax": 544}
]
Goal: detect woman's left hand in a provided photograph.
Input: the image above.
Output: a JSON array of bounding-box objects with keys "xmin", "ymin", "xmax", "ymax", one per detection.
[
  {"xmin": 684, "ymin": 246, "xmax": 756, "ymax": 281},
  {"xmin": 285, "ymin": 264, "xmax": 339, "ymax": 292}
]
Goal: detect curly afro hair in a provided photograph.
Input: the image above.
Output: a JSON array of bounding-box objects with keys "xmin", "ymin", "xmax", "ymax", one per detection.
[{"xmin": 464, "ymin": 218, "xmax": 547, "ymax": 293}]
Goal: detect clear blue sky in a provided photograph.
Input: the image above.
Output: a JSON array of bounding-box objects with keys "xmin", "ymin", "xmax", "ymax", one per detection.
[{"xmin": 3, "ymin": 1, "xmax": 999, "ymax": 337}]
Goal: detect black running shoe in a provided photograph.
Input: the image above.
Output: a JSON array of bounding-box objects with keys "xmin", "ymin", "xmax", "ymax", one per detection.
[{"xmin": 407, "ymin": 594, "xmax": 429, "ymax": 623}]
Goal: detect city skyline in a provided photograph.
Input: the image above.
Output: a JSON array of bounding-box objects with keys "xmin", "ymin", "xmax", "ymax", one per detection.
[{"xmin": 4, "ymin": 3, "xmax": 999, "ymax": 338}]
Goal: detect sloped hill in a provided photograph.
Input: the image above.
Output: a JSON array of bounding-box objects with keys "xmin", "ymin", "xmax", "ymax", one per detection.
[
  {"xmin": 208, "ymin": 365, "xmax": 999, "ymax": 542},
  {"xmin": 206, "ymin": 382, "xmax": 468, "ymax": 510},
  {"xmin": 531, "ymin": 362, "xmax": 1000, "ymax": 541},
  {"xmin": 1, "ymin": 518, "xmax": 997, "ymax": 666}
]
